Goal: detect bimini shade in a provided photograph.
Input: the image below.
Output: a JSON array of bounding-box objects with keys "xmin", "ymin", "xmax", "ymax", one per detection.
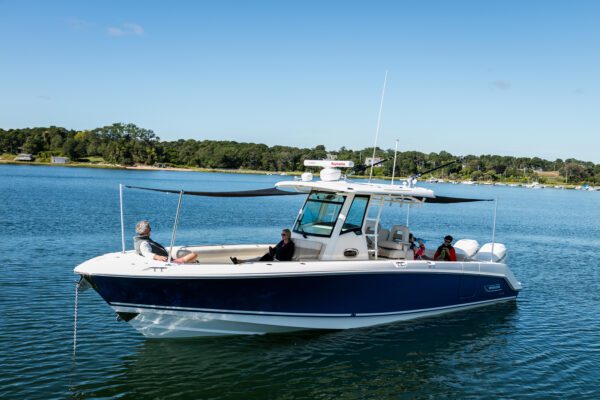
[
  {"xmin": 418, "ymin": 195, "xmax": 493, "ymax": 204},
  {"xmin": 124, "ymin": 185, "xmax": 303, "ymax": 197}
]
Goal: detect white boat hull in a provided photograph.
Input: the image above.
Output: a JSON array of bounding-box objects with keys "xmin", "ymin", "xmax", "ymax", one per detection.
[
  {"xmin": 76, "ymin": 252, "xmax": 522, "ymax": 339},
  {"xmin": 112, "ymin": 297, "xmax": 517, "ymax": 338}
]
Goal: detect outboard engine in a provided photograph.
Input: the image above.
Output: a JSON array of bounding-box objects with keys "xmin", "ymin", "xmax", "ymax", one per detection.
[
  {"xmin": 453, "ymin": 239, "xmax": 480, "ymax": 261},
  {"xmin": 474, "ymin": 243, "xmax": 507, "ymax": 262}
]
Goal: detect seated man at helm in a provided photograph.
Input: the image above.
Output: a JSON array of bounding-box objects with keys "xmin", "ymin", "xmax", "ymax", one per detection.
[{"xmin": 133, "ymin": 220, "xmax": 198, "ymax": 263}]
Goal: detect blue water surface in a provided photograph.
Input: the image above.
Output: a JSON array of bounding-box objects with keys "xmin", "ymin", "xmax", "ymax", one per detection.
[{"xmin": 1, "ymin": 165, "xmax": 599, "ymax": 399}]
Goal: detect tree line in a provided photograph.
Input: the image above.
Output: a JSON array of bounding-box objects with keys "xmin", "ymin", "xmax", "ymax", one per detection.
[{"xmin": 1, "ymin": 123, "xmax": 599, "ymax": 184}]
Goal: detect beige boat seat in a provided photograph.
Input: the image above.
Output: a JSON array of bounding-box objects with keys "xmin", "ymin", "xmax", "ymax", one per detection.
[
  {"xmin": 378, "ymin": 229, "xmax": 390, "ymax": 242},
  {"xmin": 366, "ymin": 227, "xmax": 389, "ymax": 249},
  {"xmin": 378, "ymin": 225, "xmax": 410, "ymax": 250},
  {"xmin": 390, "ymin": 225, "xmax": 410, "ymax": 242},
  {"xmin": 291, "ymin": 238, "xmax": 323, "ymax": 260},
  {"xmin": 378, "ymin": 225, "xmax": 410, "ymax": 259},
  {"xmin": 364, "ymin": 220, "xmax": 381, "ymax": 235}
]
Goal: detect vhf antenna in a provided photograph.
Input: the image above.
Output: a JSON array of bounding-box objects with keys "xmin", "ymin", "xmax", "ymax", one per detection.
[{"xmin": 369, "ymin": 70, "xmax": 388, "ymax": 183}]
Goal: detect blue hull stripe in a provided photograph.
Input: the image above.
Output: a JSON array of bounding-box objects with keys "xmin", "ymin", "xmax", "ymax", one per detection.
[
  {"xmin": 88, "ymin": 272, "xmax": 519, "ymax": 315},
  {"xmin": 111, "ymin": 296, "xmax": 517, "ymax": 318}
]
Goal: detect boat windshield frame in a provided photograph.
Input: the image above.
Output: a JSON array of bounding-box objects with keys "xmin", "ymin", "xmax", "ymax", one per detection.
[
  {"xmin": 293, "ymin": 191, "xmax": 347, "ymax": 238},
  {"xmin": 340, "ymin": 194, "xmax": 370, "ymax": 235}
]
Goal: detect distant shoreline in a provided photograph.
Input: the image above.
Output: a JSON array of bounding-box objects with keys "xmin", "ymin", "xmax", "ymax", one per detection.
[
  {"xmin": 1, "ymin": 159, "xmax": 587, "ymax": 189},
  {"xmin": 0, "ymin": 159, "xmax": 300, "ymax": 176}
]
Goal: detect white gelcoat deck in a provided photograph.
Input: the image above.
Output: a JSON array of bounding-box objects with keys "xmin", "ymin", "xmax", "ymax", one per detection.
[{"xmin": 75, "ymin": 250, "xmax": 521, "ymax": 291}]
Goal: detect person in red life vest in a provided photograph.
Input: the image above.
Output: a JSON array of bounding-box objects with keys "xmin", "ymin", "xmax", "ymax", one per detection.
[
  {"xmin": 414, "ymin": 238, "xmax": 426, "ymax": 260},
  {"xmin": 434, "ymin": 235, "xmax": 457, "ymax": 261},
  {"xmin": 408, "ymin": 233, "xmax": 417, "ymax": 259}
]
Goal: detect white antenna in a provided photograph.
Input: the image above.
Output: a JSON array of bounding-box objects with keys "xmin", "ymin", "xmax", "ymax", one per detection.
[
  {"xmin": 391, "ymin": 139, "xmax": 399, "ymax": 185},
  {"xmin": 168, "ymin": 190, "xmax": 184, "ymax": 264},
  {"xmin": 369, "ymin": 70, "xmax": 388, "ymax": 183}
]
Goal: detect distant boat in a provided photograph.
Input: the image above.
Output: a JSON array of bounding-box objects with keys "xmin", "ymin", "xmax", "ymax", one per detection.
[
  {"xmin": 427, "ymin": 178, "xmax": 438, "ymax": 183},
  {"xmin": 524, "ymin": 182, "xmax": 542, "ymax": 189},
  {"xmin": 462, "ymin": 180, "xmax": 476, "ymax": 185},
  {"xmin": 14, "ymin": 153, "xmax": 33, "ymax": 161}
]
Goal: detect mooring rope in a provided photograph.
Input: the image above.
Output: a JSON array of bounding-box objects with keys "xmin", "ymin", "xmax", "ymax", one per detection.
[{"xmin": 73, "ymin": 280, "xmax": 79, "ymax": 355}]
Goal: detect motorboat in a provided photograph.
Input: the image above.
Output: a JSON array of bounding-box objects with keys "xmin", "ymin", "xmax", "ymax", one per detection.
[
  {"xmin": 74, "ymin": 160, "xmax": 521, "ymax": 338},
  {"xmin": 524, "ymin": 182, "xmax": 543, "ymax": 189}
]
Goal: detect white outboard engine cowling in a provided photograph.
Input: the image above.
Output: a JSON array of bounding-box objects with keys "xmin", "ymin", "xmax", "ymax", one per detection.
[
  {"xmin": 453, "ymin": 239, "xmax": 480, "ymax": 261},
  {"xmin": 474, "ymin": 243, "xmax": 507, "ymax": 262}
]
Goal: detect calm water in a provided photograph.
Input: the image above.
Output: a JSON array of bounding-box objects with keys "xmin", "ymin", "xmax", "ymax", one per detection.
[{"xmin": 1, "ymin": 165, "xmax": 599, "ymax": 399}]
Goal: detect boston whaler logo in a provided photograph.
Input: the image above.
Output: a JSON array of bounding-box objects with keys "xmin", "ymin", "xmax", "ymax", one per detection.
[{"xmin": 484, "ymin": 283, "xmax": 502, "ymax": 293}]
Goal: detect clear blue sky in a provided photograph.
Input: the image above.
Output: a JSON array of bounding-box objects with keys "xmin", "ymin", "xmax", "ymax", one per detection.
[{"xmin": 1, "ymin": 0, "xmax": 599, "ymax": 162}]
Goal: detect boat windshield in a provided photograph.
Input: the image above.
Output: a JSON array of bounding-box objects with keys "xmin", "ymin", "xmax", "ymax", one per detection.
[
  {"xmin": 341, "ymin": 195, "xmax": 369, "ymax": 234},
  {"xmin": 294, "ymin": 192, "xmax": 346, "ymax": 237}
]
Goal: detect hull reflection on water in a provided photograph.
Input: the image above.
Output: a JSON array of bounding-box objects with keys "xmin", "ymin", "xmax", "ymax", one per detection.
[{"xmin": 84, "ymin": 303, "xmax": 518, "ymax": 399}]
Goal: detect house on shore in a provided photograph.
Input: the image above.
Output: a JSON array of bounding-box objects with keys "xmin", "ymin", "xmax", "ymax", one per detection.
[
  {"xmin": 15, "ymin": 153, "xmax": 33, "ymax": 161},
  {"xmin": 51, "ymin": 156, "xmax": 70, "ymax": 164},
  {"xmin": 365, "ymin": 157, "xmax": 383, "ymax": 167}
]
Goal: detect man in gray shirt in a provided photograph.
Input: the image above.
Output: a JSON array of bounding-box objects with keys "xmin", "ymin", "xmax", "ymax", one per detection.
[{"xmin": 133, "ymin": 220, "xmax": 198, "ymax": 263}]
